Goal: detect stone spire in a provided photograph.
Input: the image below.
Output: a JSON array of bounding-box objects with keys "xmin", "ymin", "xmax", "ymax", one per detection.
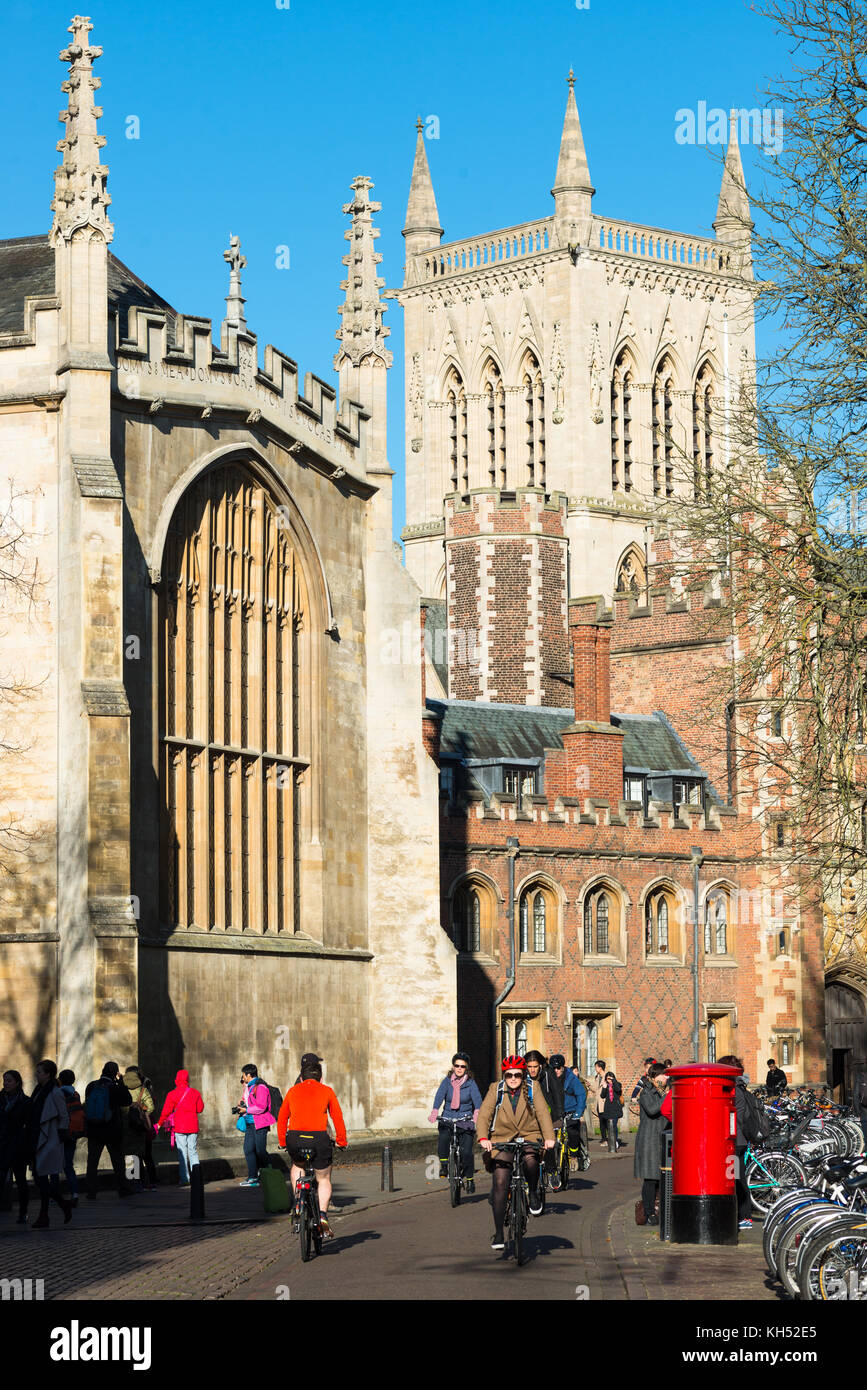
[
  {"xmin": 223, "ymin": 233, "xmax": 247, "ymax": 330},
  {"xmin": 551, "ymin": 70, "xmax": 594, "ymax": 246},
  {"xmin": 402, "ymin": 119, "xmax": 443, "ymax": 267},
  {"xmin": 335, "ymin": 177, "xmax": 392, "ymax": 370},
  {"xmin": 50, "ymin": 15, "xmax": 113, "ymax": 244},
  {"xmin": 714, "ymin": 111, "xmax": 754, "ymax": 274}
]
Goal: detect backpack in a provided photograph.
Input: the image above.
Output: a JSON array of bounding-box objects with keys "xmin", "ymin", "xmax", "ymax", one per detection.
[
  {"xmin": 250, "ymin": 1079, "xmax": 282, "ymax": 1124},
  {"xmin": 128, "ymin": 1102, "xmax": 152, "ymax": 1134},
  {"xmin": 65, "ymin": 1089, "xmax": 85, "ymax": 1137},
  {"xmin": 742, "ymin": 1086, "xmax": 771, "ymax": 1143},
  {"xmin": 84, "ymin": 1080, "xmax": 114, "ymax": 1125},
  {"xmin": 488, "ymin": 1079, "xmax": 535, "ymax": 1137}
]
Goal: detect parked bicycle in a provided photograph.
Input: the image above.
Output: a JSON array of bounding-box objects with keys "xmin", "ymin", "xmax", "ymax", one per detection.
[{"xmin": 761, "ymin": 1153, "xmax": 867, "ymax": 1299}]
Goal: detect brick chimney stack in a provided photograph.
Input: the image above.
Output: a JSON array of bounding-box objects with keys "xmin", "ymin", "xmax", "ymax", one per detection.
[{"xmin": 561, "ymin": 600, "xmax": 623, "ymax": 804}]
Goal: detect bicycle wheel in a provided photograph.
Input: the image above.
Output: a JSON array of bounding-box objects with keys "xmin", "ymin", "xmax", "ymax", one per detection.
[
  {"xmin": 746, "ymin": 1151, "xmax": 807, "ymax": 1216},
  {"xmin": 763, "ymin": 1192, "xmax": 824, "ymax": 1277},
  {"xmin": 512, "ymin": 1180, "xmax": 526, "ymax": 1266},
  {"xmin": 817, "ymin": 1232, "xmax": 867, "ymax": 1300},
  {"xmin": 299, "ymin": 1199, "xmax": 313, "ymax": 1262},
  {"xmin": 776, "ymin": 1207, "xmax": 840, "ymax": 1297},
  {"xmin": 560, "ymin": 1147, "xmax": 570, "ymax": 1192},
  {"xmin": 449, "ymin": 1147, "xmax": 461, "ymax": 1207},
  {"xmin": 798, "ymin": 1219, "xmax": 867, "ymax": 1301}
]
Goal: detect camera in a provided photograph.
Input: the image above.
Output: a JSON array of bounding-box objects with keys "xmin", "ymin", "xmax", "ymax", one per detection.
[{"xmin": 231, "ymin": 1105, "xmax": 243, "ymax": 1115}]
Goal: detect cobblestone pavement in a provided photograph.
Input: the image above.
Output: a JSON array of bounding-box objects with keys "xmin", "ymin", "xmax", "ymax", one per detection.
[{"xmin": 0, "ymin": 1153, "xmax": 777, "ymax": 1302}]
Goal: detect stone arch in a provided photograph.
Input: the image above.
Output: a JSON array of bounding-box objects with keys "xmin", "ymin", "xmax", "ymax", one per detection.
[
  {"xmin": 516, "ymin": 870, "xmax": 563, "ymax": 960},
  {"xmin": 155, "ymin": 452, "xmax": 328, "ymax": 940},
  {"xmin": 448, "ymin": 870, "xmax": 501, "ymax": 956},
  {"xmin": 614, "ymin": 542, "xmax": 647, "ymax": 597},
  {"xmin": 638, "ymin": 876, "xmax": 689, "ymax": 960},
  {"xmin": 578, "ymin": 874, "xmax": 630, "ymax": 962}
]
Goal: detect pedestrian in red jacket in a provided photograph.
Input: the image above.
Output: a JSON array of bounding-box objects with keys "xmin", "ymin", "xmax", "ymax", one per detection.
[{"xmin": 154, "ymin": 1070, "xmax": 204, "ymax": 1186}]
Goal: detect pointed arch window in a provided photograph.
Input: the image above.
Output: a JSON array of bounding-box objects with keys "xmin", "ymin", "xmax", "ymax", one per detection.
[
  {"xmin": 615, "ymin": 547, "xmax": 646, "ymax": 597},
  {"xmin": 693, "ymin": 362, "xmax": 715, "ymax": 498},
  {"xmin": 652, "ymin": 357, "xmax": 675, "ymax": 498},
  {"xmin": 519, "ymin": 882, "xmax": 557, "ymax": 958},
  {"xmin": 451, "ymin": 878, "xmax": 495, "ymax": 957},
  {"xmin": 445, "ymin": 368, "xmax": 467, "ymax": 494},
  {"xmin": 483, "ymin": 362, "xmax": 506, "ymax": 488},
  {"xmin": 160, "ymin": 462, "xmax": 310, "ymax": 936},
  {"xmin": 704, "ymin": 889, "xmax": 731, "ymax": 956},
  {"xmin": 522, "ymin": 352, "xmax": 545, "ymax": 489},
  {"xmin": 644, "ymin": 887, "xmax": 681, "ymax": 959},
  {"xmin": 611, "ymin": 351, "xmax": 634, "ymax": 493}
]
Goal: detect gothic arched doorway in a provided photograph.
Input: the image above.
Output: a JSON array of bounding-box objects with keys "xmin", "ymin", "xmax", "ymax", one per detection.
[{"xmin": 825, "ymin": 980, "xmax": 867, "ymax": 1099}]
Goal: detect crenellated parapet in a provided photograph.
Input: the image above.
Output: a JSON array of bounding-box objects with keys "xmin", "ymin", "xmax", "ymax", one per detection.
[{"xmin": 111, "ymin": 302, "xmax": 369, "ymax": 475}]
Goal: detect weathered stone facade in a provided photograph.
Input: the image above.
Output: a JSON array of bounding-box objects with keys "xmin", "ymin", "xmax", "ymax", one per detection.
[{"xmin": 0, "ymin": 17, "xmax": 454, "ymax": 1140}]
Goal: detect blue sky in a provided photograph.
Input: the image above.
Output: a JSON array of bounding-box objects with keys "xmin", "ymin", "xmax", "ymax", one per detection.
[{"xmin": 2, "ymin": 1, "xmax": 791, "ymax": 538}]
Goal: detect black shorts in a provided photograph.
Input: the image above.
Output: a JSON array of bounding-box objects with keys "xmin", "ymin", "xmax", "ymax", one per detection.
[{"xmin": 284, "ymin": 1130, "xmax": 333, "ymax": 1171}]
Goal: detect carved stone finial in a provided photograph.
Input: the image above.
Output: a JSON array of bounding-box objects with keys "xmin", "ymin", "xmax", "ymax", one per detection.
[
  {"xmin": 223, "ymin": 233, "xmax": 247, "ymax": 329},
  {"xmin": 567, "ymin": 69, "xmax": 575, "ymax": 89},
  {"xmin": 51, "ymin": 14, "xmax": 113, "ymax": 244},
  {"xmin": 416, "ymin": 115, "xmax": 424, "ymax": 134},
  {"xmin": 334, "ymin": 176, "xmax": 393, "ymax": 370}
]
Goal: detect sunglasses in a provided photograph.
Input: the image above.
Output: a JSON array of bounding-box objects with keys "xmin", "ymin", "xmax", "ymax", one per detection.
[
  {"xmin": 504, "ymin": 1071, "xmax": 524, "ymax": 1079},
  {"xmin": 453, "ymin": 1063, "xmax": 467, "ymax": 1069}
]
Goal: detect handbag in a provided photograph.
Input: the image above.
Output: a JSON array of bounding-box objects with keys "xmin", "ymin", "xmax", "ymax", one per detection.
[
  {"xmin": 163, "ymin": 1087, "xmax": 190, "ymax": 1148},
  {"xmin": 635, "ymin": 1198, "xmax": 648, "ymax": 1226},
  {"xmin": 235, "ymin": 1116, "xmax": 247, "ymax": 1133}
]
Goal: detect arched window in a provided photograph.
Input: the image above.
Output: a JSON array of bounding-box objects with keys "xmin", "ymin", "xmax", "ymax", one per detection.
[
  {"xmin": 482, "ymin": 361, "xmax": 506, "ymax": 488},
  {"xmin": 521, "ymin": 352, "xmax": 545, "ymax": 489},
  {"xmin": 445, "ymin": 368, "xmax": 467, "ymax": 494},
  {"xmin": 644, "ymin": 886, "xmax": 682, "ymax": 959},
  {"xmin": 615, "ymin": 546, "xmax": 646, "ymax": 597},
  {"xmin": 518, "ymin": 881, "xmax": 557, "ymax": 957},
  {"xmin": 704, "ymin": 889, "xmax": 730, "ymax": 955},
  {"xmin": 611, "ymin": 350, "xmax": 635, "ymax": 493},
  {"xmin": 160, "ymin": 462, "xmax": 309, "ymax": 935},
  {"xmin": 693, "ymin": 362, "xmax": 715, "ymax": 498},
  {"xmin": 583, "ymin": 884, "xmax": 626, "ymax": 960},
  {"xmin": 451, "ymin": 879, "xmax": 495, "ymax": 956},
  {"xmin": 652, "ymin": 357, "xmax": 676, "ymax": 498}
]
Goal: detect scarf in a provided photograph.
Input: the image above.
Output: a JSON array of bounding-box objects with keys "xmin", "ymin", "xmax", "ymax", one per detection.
[{"xmin": 449, "ymin": 1073, "xmax": 465, "ymax": 1111}]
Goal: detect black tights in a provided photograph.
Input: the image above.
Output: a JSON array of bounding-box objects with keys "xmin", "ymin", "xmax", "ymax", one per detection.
[{"xmin": 490, "ymin": 1155, "xmax": 540, "ymax": 1233}]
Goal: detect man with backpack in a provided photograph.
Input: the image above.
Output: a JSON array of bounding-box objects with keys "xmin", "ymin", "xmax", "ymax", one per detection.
[
  {"xmin": 236, "ymin": 1064, "xmax": 279, "ymax": 1188},
  {"xmin": 84, "ymin": 1062, "xmax": 134, "ymax": 1200},
  {"xmin": 718, "ymin": 1054, "xmax": 768, "ymax": 1230}
]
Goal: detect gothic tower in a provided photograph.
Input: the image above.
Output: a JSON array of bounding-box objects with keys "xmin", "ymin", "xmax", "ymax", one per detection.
[{"xmin": 394, "ymin": 77, "xmax": 756, "ymax": 707}]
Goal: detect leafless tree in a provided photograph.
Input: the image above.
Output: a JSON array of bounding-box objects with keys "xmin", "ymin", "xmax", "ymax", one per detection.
[
  {"xmin": 0, "ymin": 481, "xmax": 45, "ymax": 876},
  {"xmin": 663, "ymin": 0, "xmax": 867, "ymax": 896}
]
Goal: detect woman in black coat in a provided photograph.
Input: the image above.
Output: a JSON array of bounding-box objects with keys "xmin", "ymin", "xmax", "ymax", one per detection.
[
  {"xmin": 634, "ymin": 1063, "xmax": 669, "ymax": 1223},
  {"xmin": 600, "ymin": 1071, "xmax": 624, "ymax": 1149},
  {"xmin": 0, "ymin": 1070, "xmax": 31, "ymax": 1223}
]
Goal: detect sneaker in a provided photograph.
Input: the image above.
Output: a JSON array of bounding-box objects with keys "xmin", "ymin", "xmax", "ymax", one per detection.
[
  {"xmin": 646, "ymin": 1215, "xmax": 659, "ymax": 1226},
  {"xmin": 292, "ymin": 1221, "xmax": 300, "ymax": 1233},
  {"xmin": 239, "ymin": 1178, "xmax": 259, "ymax": 1188},
  {"xmin": 319, "ymin": 1216, "xmax": 335, "ymax": 1241},
  {"xmin": 615, "ymin": 1141, "xmax": 623, "ymax": 1151},
  {"xmin": 491, "ymin": 1231, "xmax": 505, "ymax": 1250},
  {"xmin": 438, "ymin": 1163, "xmax": 449, "ymax": 1179},
  {"xmin": 528, "ymin": 1190, "xmax": 543, "ymax": 1216},
  {"xmin": 465, "ymin": 1179, "xmax": 475, "ymax": 1194},
  {"xmin": 738, "ymin": 1218, "xmax": 753, "ymax": 1230}
]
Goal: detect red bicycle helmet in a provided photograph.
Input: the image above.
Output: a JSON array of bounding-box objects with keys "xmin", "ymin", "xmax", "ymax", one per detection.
[{"xmin": 501, "ymin": 1055, "xmax": 526, "ymax": 1073}]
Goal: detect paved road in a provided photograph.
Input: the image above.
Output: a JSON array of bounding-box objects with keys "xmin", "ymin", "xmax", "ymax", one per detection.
[{"xmin": 0, "ymin": 1150, "xmax": 775, "ymax": 1301}]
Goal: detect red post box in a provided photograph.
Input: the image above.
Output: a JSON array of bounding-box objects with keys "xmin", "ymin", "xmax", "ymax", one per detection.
[{"xmin": 667, "ymin": 1062, "xmax": 740, "ymax": 1245}]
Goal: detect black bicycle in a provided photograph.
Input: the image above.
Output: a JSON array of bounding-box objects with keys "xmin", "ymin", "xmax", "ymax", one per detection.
[
  {"xmin": 494, "ymin": 1139, "xmax": 545, "ymax": 1266},
  {"xmin": 442, "ymin": 1118, "xmax": 472, "ymax": 1207},
  {"xmin": 293, "ymin": 1145, "xmax": 323, "ymax": 1262}
]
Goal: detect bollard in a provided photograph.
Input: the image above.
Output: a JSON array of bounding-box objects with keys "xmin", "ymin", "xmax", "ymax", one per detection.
[
  {"xmin": 380, "ymin": 1144, "xmax": 394, "ymax": 1192},
  {"xmin": 607, "ymin": 1123, "xmax": 617, "ymax": 1155},
  {"xmin": 190, "ymin": 1164, "xmax": 205, "ymax": 1220}
]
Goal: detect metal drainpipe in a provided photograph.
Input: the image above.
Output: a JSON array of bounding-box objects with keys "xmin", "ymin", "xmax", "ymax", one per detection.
[
  {"xmin": 725, "ymin": 700, "xmax": 735, "ymax": 806},
  {"xmin": 690, "ymin": 846, "xmax": 704, "ymax": 1062},
  {"xmin": 492, "ymin": 836, "xmax": 519, "ymax": 1081}
]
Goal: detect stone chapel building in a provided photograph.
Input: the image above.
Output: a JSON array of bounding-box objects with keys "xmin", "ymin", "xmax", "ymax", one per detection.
[
  {"xmin": 0, "ymin": 16, "xmax": 454, "ymax": 1140},
  {"xmin": 395, "ymin": 79, "xmax": 831, "ymax": 1086}
]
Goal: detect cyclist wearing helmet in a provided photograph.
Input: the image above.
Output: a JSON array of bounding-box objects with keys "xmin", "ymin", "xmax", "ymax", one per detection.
[
  {"xmin": 548, "ymin": 1053, "xmax": 586, "ymax": 1164},
  {"xmin": 477, "ymin": 1056, "xmax": 555, "ymax": 1250},
  {"xmin": 428, "ymin": 1052, "xmax": 483, "ymax": 1193}
]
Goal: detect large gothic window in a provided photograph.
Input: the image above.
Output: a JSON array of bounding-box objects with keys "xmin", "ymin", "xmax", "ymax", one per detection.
[
  {"xmin": 482, "ymin": 360, "xmax": 507, "ymax": 488},
  {"xmin": 445, "ymin": 368, "xmax": 467, "ymax": 494},
  {"xmin": 521, "ymin": 352, "xmax": 545, "ymax": 489},
  {"xmin": 692, "ymin": 362, "xmax": 715, "ymax": 498},
  {"xmin": 159, "ymin": 463, "xmax": 308, "ymax": 935},
  {"xmin": 652, "ymin": 357, "xmax": 676, "ymax": 498},
  {"xmin": 610, "ymin": 350, "xmax": 634, "ymax": 493},
  {"xmin": 615, "ymin": 546, "xmax": 646, "ymax": 598}
]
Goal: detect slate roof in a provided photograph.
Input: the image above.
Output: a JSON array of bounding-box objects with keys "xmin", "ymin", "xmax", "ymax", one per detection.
[
  {"xmin": 0, "ymin": 234, "xmax": 178, "ymax": 339},
  {"xmin": 428, "ymin": 698, "xmax": 708, "ymax": 777}
]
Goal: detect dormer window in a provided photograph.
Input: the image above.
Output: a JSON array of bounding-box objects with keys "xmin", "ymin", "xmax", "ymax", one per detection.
[
  {"xmin": 673, "ymin": 779, "xmax": 703, "ymax": 813},
  {"xmin": 503, "ymin": 766, "xmax": 536, "ymax": 797}
]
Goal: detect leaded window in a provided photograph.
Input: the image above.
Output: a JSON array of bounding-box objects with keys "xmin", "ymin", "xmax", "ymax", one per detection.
[
  {"xmin": 160, "ymin": 463, "xmax": 307, "ymax": 935},
  {"xmin": 533, "ymin": 891, "xmax": 546, "ymax": 953}
]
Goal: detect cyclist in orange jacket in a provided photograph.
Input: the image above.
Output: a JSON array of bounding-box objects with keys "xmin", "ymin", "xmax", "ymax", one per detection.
[{"xmin": 277, "ymin": 1060, "xmax": 347, "ymax": 1240}]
